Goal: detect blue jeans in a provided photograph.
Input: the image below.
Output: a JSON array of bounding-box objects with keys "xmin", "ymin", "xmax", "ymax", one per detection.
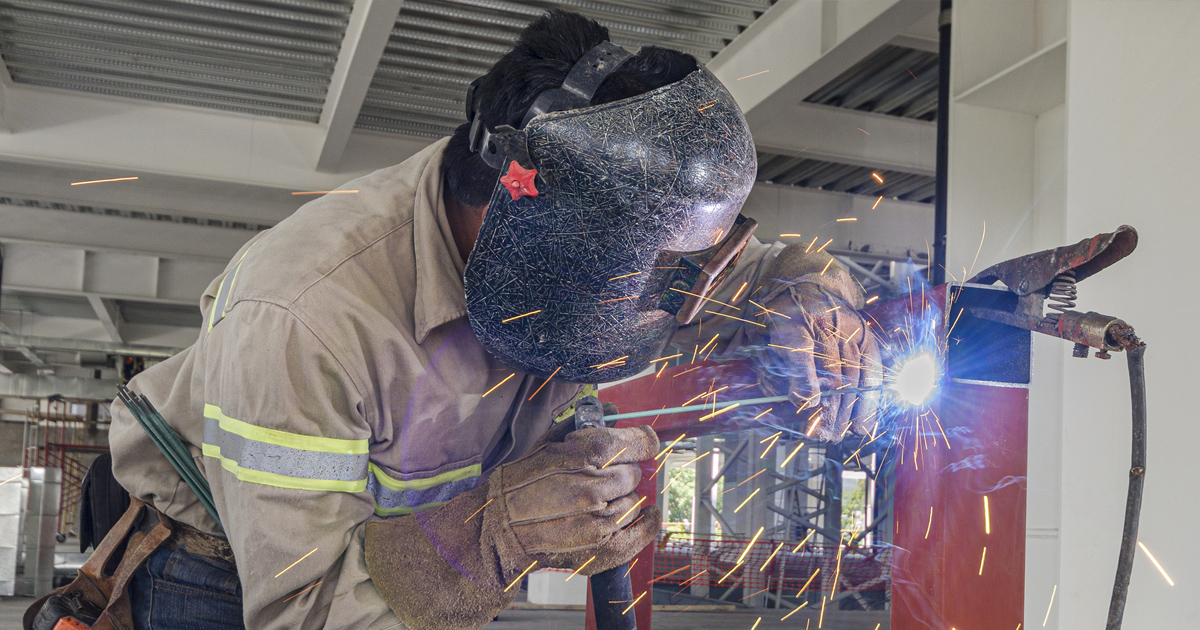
[{"xmin": 129, "ymin": 545, "xmax": 246, "ymax": 630}]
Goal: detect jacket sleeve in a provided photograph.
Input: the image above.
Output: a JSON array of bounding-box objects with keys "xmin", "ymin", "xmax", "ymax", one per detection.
[
  {"xmin": 668, "ymin": 236, "xmax": 859, "ymax": 356},
  {"xmin": 198, "ymin": 299, "xmax": 401, "ymax": 630}
]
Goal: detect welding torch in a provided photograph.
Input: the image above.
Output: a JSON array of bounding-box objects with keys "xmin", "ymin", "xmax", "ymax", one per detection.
[
  {"xmin": 966, "ymin": 225, "xmax": 1145, "ymax": 630},
  {"xmin": 574, "ymin": 395, "xmax": 638, "ymax": 630}
]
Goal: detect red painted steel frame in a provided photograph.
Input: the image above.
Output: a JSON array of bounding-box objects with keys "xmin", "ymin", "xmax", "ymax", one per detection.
[{"xmin": 586, "ymin": 284, "xmax": 1028, "ymax": 629}]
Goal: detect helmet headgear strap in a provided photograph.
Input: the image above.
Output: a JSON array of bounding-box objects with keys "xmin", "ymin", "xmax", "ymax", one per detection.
[{"xmin": 466, "ymin": 41, "xmax": 634, "ymax": 171}]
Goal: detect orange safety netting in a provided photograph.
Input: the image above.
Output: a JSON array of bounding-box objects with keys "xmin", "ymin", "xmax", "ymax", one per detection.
[{"xmin": 651, "ymin": 532, "xmax": 892, "ymax": 598}]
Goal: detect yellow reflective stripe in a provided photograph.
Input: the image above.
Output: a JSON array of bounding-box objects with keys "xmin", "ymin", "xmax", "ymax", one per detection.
[
  {"xmin": 367, "ymin": 461, "xmax": 480, "ymax": 491},
  {"xmin": 202, "ymin": 444, "xmax": 368, "ymax": 493},
  {"xmin": 554, "ymin": 383, "xmax": 599, "ymax": 423},
  {"xmin": 373, "ymin": 501, "xmax": 447, "ymax": 517},
  {"xmin": 203, "ymin": 404, "xmax": 368, "ymax": 455}
]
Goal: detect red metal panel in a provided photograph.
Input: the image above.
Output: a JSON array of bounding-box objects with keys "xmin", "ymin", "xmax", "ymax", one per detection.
[{"xmin": 583, "ymin": 282, "xmax": 1028, "ymax": 629}]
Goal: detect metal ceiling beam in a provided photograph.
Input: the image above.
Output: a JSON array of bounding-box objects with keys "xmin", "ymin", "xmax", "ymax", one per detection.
[
  {"xmin": 316, "ymin": 0, "xmax": 407, "ymax": 172},
  {"xmin": 709, "ymin": 0, "xmax": 938, "ymax": 131},
  {"xmin": 0, "ymin": 239, "xmax": 220, "ymax": 306},
  {"xmin": 88, "ymin": 295, "xmax": 124, "ymax": 343},
  {"xmin": 0, "ymin": 50, "xmax": 11, "ymax": 131},
  {"xmin": 0, "ymin": 332, "xmax": 182, "ymax": 359},
  {"xmin": 0, "ymin": 82, "xmax": 430, "ymax": 192},
  {"xmin": 0, "ymin": 372, "xmax": 119, "ymax": 400},
  {"xmin": 754, "ymin": 102, "xmax": 936, "ymax": 175}
]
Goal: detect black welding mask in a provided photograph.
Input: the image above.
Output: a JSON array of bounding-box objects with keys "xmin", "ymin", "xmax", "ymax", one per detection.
[{"xmin": 463, "ymin": 42, "xmax": 758, "ymax": 383}]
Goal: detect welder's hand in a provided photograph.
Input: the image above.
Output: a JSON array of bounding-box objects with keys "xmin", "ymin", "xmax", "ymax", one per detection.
[
  {"xmin": 365, "ymin": 422, "xmax": 660, "ymax": 630},
  {"xmin": 750, "ymin": 278, "xmax": 884, "ymax": 442}
]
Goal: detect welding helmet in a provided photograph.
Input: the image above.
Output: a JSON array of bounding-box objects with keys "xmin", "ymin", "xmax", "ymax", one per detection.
[{"xmin": 463, "ymin": 42, "xmax": 758, "ymax": 383}]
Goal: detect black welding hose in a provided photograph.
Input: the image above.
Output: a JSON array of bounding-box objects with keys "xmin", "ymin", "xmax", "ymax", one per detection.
[{"xmin": 1105, "ymin": 344, "xmax": 1146, "ymax": 630}]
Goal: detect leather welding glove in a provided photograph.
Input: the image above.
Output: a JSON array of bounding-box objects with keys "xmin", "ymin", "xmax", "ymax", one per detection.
[
  {"xmin": 364, "ymin": 419, "xmax": 661, "ymax": 630},
  {"xmin": 747, "ymin": 248, "xmax": 884, "ymax": 442}
]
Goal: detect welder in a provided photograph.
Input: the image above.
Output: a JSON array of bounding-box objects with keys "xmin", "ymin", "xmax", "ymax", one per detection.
[{"xmin": 100, "ymin": 10, "xmax": 882, "ymax": 630}]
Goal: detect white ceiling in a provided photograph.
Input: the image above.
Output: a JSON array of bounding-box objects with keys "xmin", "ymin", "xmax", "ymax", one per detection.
[{"xmin": 0, "ymin": 0, "xmax": 940, "ymax": 379}]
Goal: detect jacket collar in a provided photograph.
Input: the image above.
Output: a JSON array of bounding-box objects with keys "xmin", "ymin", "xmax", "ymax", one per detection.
[{"xmin": 412, "ymin": 137, "xmax": 470, "ymax": 343}]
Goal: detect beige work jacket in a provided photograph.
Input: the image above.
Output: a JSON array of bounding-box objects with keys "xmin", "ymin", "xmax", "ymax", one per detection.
[{"xmin": 109, "ymin": 138, "xmax": 790, "ymax": 629}]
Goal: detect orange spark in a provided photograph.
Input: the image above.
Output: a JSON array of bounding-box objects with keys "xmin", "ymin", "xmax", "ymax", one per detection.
[
  {"xmin": 291, "ymin": 189, "xmax": 358, "ymax": 195},
  {"xmin": 858, "ymin": 128, "xmax": 870, "ymax": 135},
  {"xmin": 616, "ymin": 497, "xmax": 647, "ymax": 524},
  {"xmin": 658, "ymin": 434, "xmax": 686, "ymax": 458},
  {"xmin": 796, "ymin": 568, "xmax": 821, "ymax": 596},
  {"xmin": 482, "ymin": 373, "xmax": 515, "ymax": 397},
  {"xmin": 1138, "ymin": 541, "xmax": 1175, "ymax": 586},
  {"xmin": 566, "ymin": 556, "xmax": 596, "ymax": 581},
  {"xmin": 737, "ymin": 70, "xmax": 770, "ymax": 80},
  {"xmin": 71, "ymin": 176, "xmax": 138, "ymax": 186},
  {"xmin": 733, "ymin": 488, "xmax": 760, "ymax": 513},
  {"xmin": 865, "ymin": 295, "xmax": 879, "ymax": 304},
  {"xmin": 699, "ymin": 403, "xmax": 739, "ymax": 421},
  {"xmin": 792, "ymin": 530, "xmax": 816, "ymax": 553},
  {"xmin": 275, "ymin": 547, "xmax": 318, "ymax": 578},
  {"xmin": 731, "ymin": 281, "xmax": 749, "ymax": 302},
  {"xmin": 650, "ymin": 353, "xmax": 683, "ymax": 364},
  {"xmin": 737, "ymin": 469, "xmax": 766, "ymax": 487},
  {"xmin": 600, "ymin": 447, "xmax": 628, "ymax": 469},
  {"xmin": 753, "ymin": 407, "xmax": 774, "ymax": 420},
  {"xmin": 590, "ymin": 355, "xmax": 630, "ymax": 369},
  {"xmin": 815, "ymin": 238, "xmax": 833, "ymax": 253},
  {"xmin": 464, "ymin": 498, "xmax": 493, "ymax": 523},
  {"xmin": 836, "ymin": 217, "xmax": 857, "ymax": 222},
  {"xmin": 599, "ymin": 295, "xmax": 638, "ymax": 303},
  {"xmin": 527, "ymin": 366, "xmax": 561, "ymax": 400},
  {"xmin": 750, "ymin": 616, "xmax": 762, "ymax": 630},
  {"xmin": 781, "ymin": 441, "xmax": 806, "ymax": 467},
  {"xmin": 669, "ymin": 287, "xmax": 738, "ymax": 309},
  {"xmin": 760, "ymin": 542, "xmax": 784, "ymax": 571},
  {"xmin": 781, "ymin": 601, "xmax": 810, "ymax": 620},
  {"xmin": 502, "ymin": 309, "xmax": 542, "ymax": 323},
  {"xmin": 979, "ymin": 547, "xmax": 987, "ymax": 575},
  {"xmin": 680, "ymin": 451, "xmax": 711, "ymax": 467},
  {"xmin": 760, "ymin": 434, "xmax": 780, "ymax": 458},
  {"xmin": 672, "ymin": 365, "xmax": 703, "ymax": 378},
  {"xmin": 623, "ymin": 558, "xmax": 639, "ymax": 578},
  {"xmin": 780, "ymin": 233, "xmax": 802, "ymax": 238},
  {"xmin": 505, "ymin": 560, "xmax": 539, "ymax": 592},
  {"xmin": 736, "ymin": 527, "xmax": 764, "ymax": 564},
  {"xmin": 609, "ymin": 271, "xmax": 642, "ymax": 281},
  {"xmin": 719, "ymin": 561, "xmax": 745, "ymax": 583},
  {"xmin": 984, "ymin": 496, "xmax": 991, "ymax": 534},
  {"xmin": 704, "ymin": 310, "xmax": 766, "ymax": 328},
  {"xmin": 872, "ymin": 195, "xmax": 883, "ymax": 210},
  {"xmin": 283, "ymin": 580, "xmax": 323, "ymax": 603},
  {"xmin": 925, "ymin": 506, "xmax": 933, "ymax": 539},
  {"xmin": 871, "ymin": 172, "xmax": 884, "ymax": 183},
  {"xmin": 621, "ymin": 591, "xmax": 647, "ymax": 615},
  {"xmin": 1043, "ymin": 585, "xmax": 1057, "ymax": 626}
]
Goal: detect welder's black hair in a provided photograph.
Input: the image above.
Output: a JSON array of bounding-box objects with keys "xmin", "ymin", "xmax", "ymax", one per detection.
[{"xmin": 441, "ymin": 9, "xmax": 698, "ymax": 208}]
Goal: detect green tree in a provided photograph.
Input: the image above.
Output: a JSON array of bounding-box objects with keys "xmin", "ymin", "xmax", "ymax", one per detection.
[
  {"xmin": 842, "ymin": 478, "xmax": 866, "ymax": 533},
  {"xmin": 666, "ymin": 467, "xmax": 696, "ymax": 523}
]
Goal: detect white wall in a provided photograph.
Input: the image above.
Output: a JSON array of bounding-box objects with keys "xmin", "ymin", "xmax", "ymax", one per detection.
[
  {"xmin": 1059, "ymin": 1, "xmax": 1199, "ymax": 627},
  {"xmin": 742, "ymin": 182, "xmax": 934, "ymax": 257}
]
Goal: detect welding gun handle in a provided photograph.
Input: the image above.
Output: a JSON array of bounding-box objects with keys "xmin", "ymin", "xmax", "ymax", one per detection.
[
  {"xmin": 573, "ymin": 395, "xmax": 638, "ymax": 629},
  {"xmin": 590, "ymin": 563, "xmax": 637, "ymax": 630}
]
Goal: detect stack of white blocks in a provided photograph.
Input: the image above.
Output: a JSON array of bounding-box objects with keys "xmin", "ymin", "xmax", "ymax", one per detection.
[
  {"xmin": 526, "ymin": 568, "xmax": 588, "ymax": 606},
  {"xmin": 0, "ymin": 467, "xmax": 21, "ymax": 596}
]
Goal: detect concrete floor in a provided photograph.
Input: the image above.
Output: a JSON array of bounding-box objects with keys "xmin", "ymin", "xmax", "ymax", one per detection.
[{"xmin": 2, "ymin": 594, "xmax": 887, "ymax": 629}]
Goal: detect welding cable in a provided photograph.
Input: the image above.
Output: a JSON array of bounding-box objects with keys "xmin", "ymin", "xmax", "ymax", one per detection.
[
  {"xmin": 1105, "ymin": 343, "xmax": 1147, "ymax": 630},
  {"xmin": 117, "ymin": 386, "xmax": 224, "ymax": 530}
]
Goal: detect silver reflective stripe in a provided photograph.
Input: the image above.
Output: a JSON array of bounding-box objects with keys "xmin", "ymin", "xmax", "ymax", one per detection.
[
  {"xmin": 368, "ymin": 471, "xmax": 479, "ymax": 513},
  {"xmin": 208, "ymin": 263, "xmax": 240, "ymax": 331},
  {"xmin": 203, "ymin": 416, "xmax": 369, "ymax": 483}
]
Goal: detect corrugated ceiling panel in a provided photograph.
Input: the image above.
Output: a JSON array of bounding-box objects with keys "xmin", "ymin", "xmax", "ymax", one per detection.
[
  {"xmin": 0, "ymin": 0, "xmax": 354, "ymax": 121},
  {"xmin": 356, "ymin": 0, "xmax": 770, "ymax": 137}
]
